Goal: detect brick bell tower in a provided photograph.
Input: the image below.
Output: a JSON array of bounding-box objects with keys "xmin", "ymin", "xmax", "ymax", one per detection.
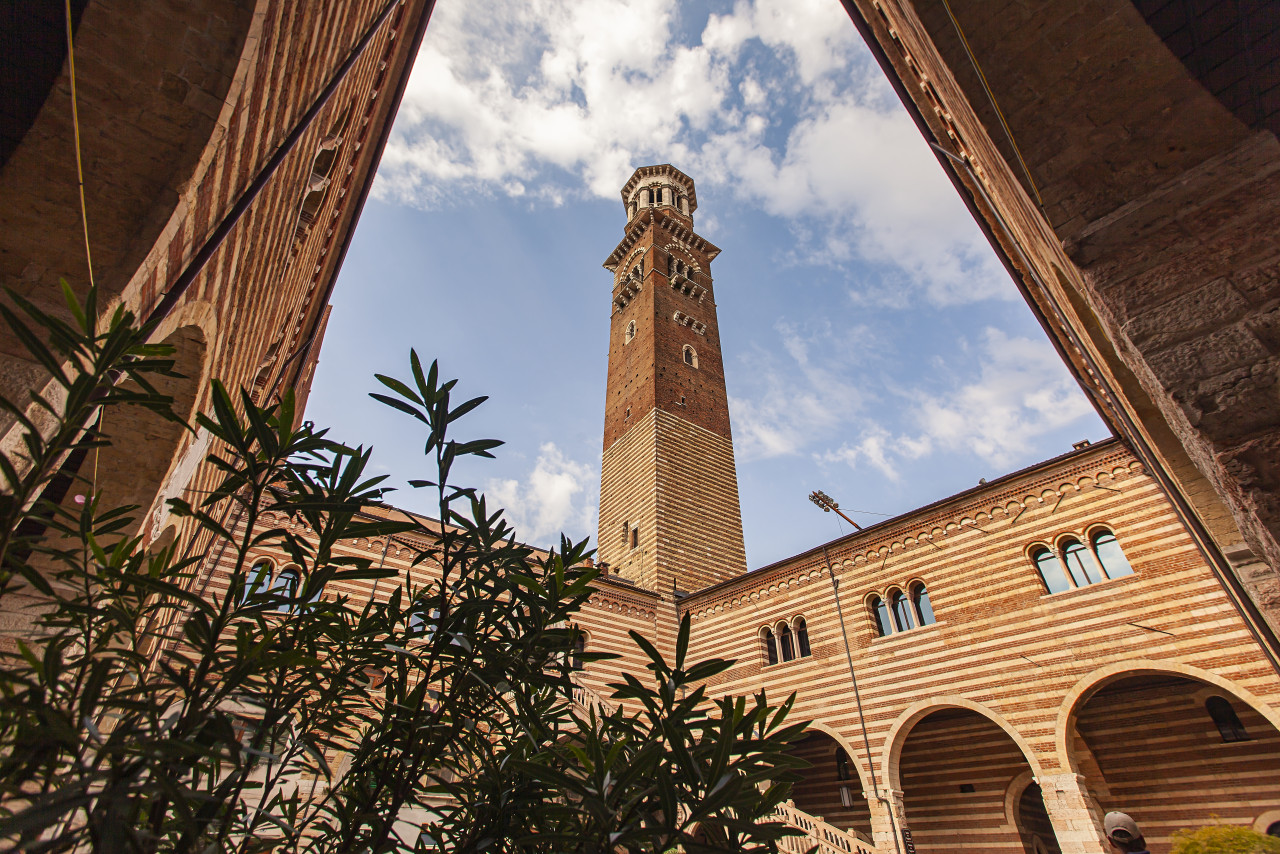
[{"xmin": 598, "ymin": 165, "xmax": 748, "ymax": 592}]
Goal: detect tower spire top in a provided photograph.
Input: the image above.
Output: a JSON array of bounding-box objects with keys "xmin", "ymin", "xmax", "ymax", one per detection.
[{"xmin": 620, "ymin": 164, "xmax": 697, "ymax": 225}]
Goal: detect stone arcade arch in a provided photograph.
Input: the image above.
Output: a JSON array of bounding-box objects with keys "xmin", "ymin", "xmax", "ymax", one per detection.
[
  {"xmin": 781, "ymin": 724, "xmax": 875, "ymax": 844},
  {"xmin": 1058, "ymin": 663, "xmax": 1280, "ymax": 851},
  {"xmin": 886, "ymin": 699, "xmax": 1055, "ymax": 854}
]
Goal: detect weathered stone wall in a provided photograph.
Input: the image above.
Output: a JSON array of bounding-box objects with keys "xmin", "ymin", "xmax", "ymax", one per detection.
[
  {"xmin": 681, "ymin": 440, "xmax": 1280, "ymax": 853},
  {"xmin": 836, "ymin": 0, "xmax": 1280, "ymax": 635}
]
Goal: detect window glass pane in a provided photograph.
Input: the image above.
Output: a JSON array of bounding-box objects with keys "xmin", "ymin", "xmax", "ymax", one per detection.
[
  {"xmin": 912, "ymin": 584, "xmax": 936, "ymax": 626},
  {"xmin": 872, "ymin": 598, "xmax": 892, "ymax": 636},
  {"xmin": 1092, "ymin": 531, "xmax": 1133, "ymax": 578},
  {"xmin": 779, "ymin": 625, "xmax": 795, "ymax": 661},
  {"xmin": 243, "ymin": 560, "xmax": 272, "ymax": 602},
  {"xmin": 795, "ymin": 618, "xmax": 811, "ymax": 656},
  {"xmin": 764, "ymin": 629, "xmax": 778, "ymax": 665},
  {"xmin": 890, "ymin": 591, "xmax": 913, "ymax": 631},
  {"xmin": 1063, "ymin": 539, "xmax": 1105, "ymax": 585},
  {"xmin": 1033, "ymin": 548, "xmax": 1072, "ymax": 594},
  {"xmin": 271, "ymin": 568, "xmax": 298, "ymax": 598}
]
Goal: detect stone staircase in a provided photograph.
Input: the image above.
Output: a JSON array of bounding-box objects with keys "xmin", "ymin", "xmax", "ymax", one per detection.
[{"xmin": 771, "ymin": 799, "xmax": 886, "ymax": 854}]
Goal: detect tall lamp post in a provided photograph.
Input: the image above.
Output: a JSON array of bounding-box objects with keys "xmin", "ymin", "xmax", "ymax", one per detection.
[{"xmin": 809, "ymin": 490, "xmax": 904, "ymax": 854}]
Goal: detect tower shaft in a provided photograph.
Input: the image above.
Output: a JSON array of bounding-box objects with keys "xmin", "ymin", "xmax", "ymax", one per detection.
[{"xmin": 598, "ymin": 165, "xmax": 747, "ymax": 592}]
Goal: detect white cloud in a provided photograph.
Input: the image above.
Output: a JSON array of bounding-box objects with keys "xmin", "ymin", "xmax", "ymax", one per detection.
[
  {"xmin": 823, "ymin": 328, "xmax": 1095, "ymax": 476},
  {"xmin": 729, "ymin": 319, "xmax": 867, "ymax": 460},
  {"xmin": 484, "ymin": 442, "xmax": 597, "ymax": 545},
  {"xmin": 376, "ymin": 0, "xmax": 1009, "ymax": 308}
]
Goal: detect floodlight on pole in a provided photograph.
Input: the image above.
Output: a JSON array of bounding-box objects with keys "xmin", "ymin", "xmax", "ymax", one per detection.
[{"xmin": 809, "ymin": 489, "xmax": 863, "ymax": 530}]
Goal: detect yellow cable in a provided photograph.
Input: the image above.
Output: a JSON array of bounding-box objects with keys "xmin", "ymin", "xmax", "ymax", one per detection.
[
  {"xmin": 937, "ymin": 0, "xmax": 1044, "ymax": 209},
  {"xmin": 65, "ymin": 0, "xmax": 95, "ymax": 287}
]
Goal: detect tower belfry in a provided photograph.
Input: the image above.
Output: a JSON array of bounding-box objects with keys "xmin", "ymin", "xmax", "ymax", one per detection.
[{"xmin": 598, "ymin": 165, "xmax": 747, "ymax": 592}]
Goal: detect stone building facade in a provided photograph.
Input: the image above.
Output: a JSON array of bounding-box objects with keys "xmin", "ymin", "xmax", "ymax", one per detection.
[
  {"xmin": 0, "ymin": 0, "xmax": 435, "ymax": 638},
  {"xmin": 197, "ymin": 168, "xmax": 1280, "ymax": 854},
  {"xmin": 830, "ymin": 0, "xmax": 1280, "ymax": 648}
]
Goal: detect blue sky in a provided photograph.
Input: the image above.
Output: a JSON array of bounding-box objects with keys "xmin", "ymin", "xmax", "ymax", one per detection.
[{"xmin": 305, "ymin": 0, "xmax": 1107, "ymax": 568}]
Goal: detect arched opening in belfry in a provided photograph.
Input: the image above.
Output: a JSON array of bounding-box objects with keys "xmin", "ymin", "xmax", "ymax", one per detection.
[
  {"xmin": 92, "ymin": 324, "xmax": 207, "ymax": 538},
  {"xmin": 781, "ymin": 731, "xmax": 874, "ymax": 844},
  {"xmin": 896, "ymin": 708, "xmax": 1053, "ymax": 853},
  {"xmin": 1067, "ymin": 673, "xmax": 1280, "ymax": 851}
]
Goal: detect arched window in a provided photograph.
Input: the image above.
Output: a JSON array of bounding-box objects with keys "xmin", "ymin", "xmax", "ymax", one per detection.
[
  {"xmin": 241, "ymin": 559, "xmax": 273, "ymax": 604},
  {"xmin": 571, "ymin": 632, "xmax": 586, "ymax": 671},
  {"xmin": 889, "ymin": 589, "xmax": 913, "ymax": 632},
  {"xmin": 271, "ymin": 567, "xmax": 300, "ymax": 610},
  {"xmin": 683, "ymin": 345, "xmax": 697, "ymax": 367},
  {"xmin": 835, "ymin": 748, "xmax": 851, "ymax": 781},
  {"xmin": 870, "ymin": 596, "xmax": 892, "ymax": 637},
  {"xmin": 910, "ymin": 583, "xmax": 936, "ymax": 626},
  {"xmin": 625, "ymin": 320, "xmax": 635, "ymax": 343},
  {"xmin": 1062, "ymin": 538, "xmax": 1103, "ymax": 586},
  {"xmin": 1032, "ymin": 546, "xmax": 1072, "ymax": 594},
  {"xmin": 779, "ymin": 623, "xmax": 795, "ymax": 662},
  {"xmin": 1267, "ymin": 821, "xmax": 1280, "ymax": 838},
  {"xmin": 762, "ymin": 627, "xmax": 778, "ymax": 666},
  {"xmin": 793, "ymin": 617, "xmax": 811, "ymax": 657},
  {"xmin": 1205, "ymin": 696, "xmax": 1249, "ymax": 742},
  {"xmin": 1091, "ymin": 529, "xmax": 1133, "ymax": 578}
]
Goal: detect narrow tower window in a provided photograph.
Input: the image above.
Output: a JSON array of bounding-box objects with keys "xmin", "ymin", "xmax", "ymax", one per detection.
[
  {"xmin": 762, "ymin": 628, "xmax": 778, "ymax": 666},
  {"xmin": 889, "ymin": 589, "xmax": 913, "ymax": 632},
  {"xmin": 778, "ymin": 622, "xmax": 795, "ymax": 662},
  {"xmin": 1091, "ymin": 529, "xmax": 1133, "ymax": 578},
  {"xmin": 1205, "ymin": 696, "xmax": 1249, "ymax": 742},
  {"xmin": 794, "ymin": 617, "xmax": 810, "ymax": 656},
  {"xmin": 870, "ymin": 596, "xmax": 892, "ymax": 637},
  {"xmin": 622, "ymin": 521, "xmax": 629, "ymax": 546},
  {"xmin": 630, "ymin": 526, "xmax": 639, "ymax": 550},
  {"xmin": 242, "ymin": 559, "xmax": 273, "ymax": 604},
  {"xmin": 683, "ymin": 345, "xmax": 698, "ymax": 368},
  {"xmin": 1062, "ymin": 537, "xmax": 1103, "ymax": 586},
  {"xmin": 1032, "ymin": 546, "xmax": 1071, "ymax": 594},
  {"xmin": 625, "ymin": 320, "xmax": 635, "ymax": 343},
  {"xmin": 910, "ymin": 582, "xmax": 936, "ymax": 626}
]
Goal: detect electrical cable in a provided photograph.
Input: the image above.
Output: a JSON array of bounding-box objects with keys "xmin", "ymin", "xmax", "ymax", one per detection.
[
  {"xmin": 937, "ymin": 0, "xmax": 1044, "ymax": 210},
  {"xmin": 64, "ymin": 0, "xmax": 95, "ymax": 287}
]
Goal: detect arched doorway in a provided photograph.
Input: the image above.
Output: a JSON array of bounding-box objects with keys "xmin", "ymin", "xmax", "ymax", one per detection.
[
  {"xmin": 783, "ymin": 731, "xmax": 873, "ymax": 843},
  {"xmin": 1069, "ymin": 673, "xmax": 1280, "ymax": 851},
  {"xmin": 896, "ymin": 708, "xmax": 1058, "ymax": 853}
]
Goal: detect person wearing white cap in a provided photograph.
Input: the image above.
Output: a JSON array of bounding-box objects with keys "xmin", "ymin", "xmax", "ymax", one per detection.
[{"xmin": 1104, "ymin": 811, "xmax": 1150, "ymax": 853}]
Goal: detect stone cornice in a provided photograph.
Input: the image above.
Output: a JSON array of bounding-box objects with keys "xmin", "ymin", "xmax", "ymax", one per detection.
[
  {"xmin": 679, "ymin": 440, "xmax": 1141, "ymax": 617},
  {"xmin": 603, "ymin": 211, "xmax": 720, "ymax": 271}
]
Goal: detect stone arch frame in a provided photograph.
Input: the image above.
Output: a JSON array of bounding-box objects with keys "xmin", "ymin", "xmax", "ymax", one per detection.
[
  {"xmin": 1053, "ymin": 659, "xmax": 1280, "ymax": 773},
  {"xmin": 883, "ymin": 696, "xmax": 1045, "ymax": 792},
  {"xmin": 1002, "ymin": 769, "xmax": 1036, "ymax": 830},
  {"xmin": 758, "ymin": 624, "xmax": 776, "ymax": 665},
  {"xmin": 802, "ymin": 718, "xmax": 877, "ymax": 798},
  {"xmin": 1253, "ymin": 809, "xmax": 1280, "ymax": 835}
]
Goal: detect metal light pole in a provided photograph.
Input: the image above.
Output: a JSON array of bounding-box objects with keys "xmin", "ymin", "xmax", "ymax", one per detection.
[{"xmin": 810, "ymin": 492, "xmax": 904, "ymax": 854}]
